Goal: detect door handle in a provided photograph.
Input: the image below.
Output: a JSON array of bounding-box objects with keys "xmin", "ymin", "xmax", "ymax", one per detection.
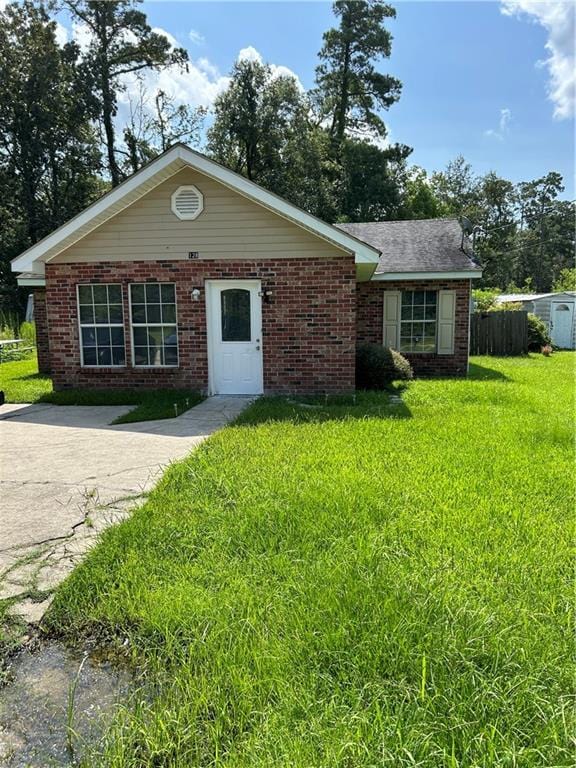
[{"xmin": 255, "ymin": 345, "xmax": 260, "ymax": 351}]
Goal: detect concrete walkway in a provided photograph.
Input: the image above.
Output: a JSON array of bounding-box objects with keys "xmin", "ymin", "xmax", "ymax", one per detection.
[{"xmin": 0, "ymin": 396, "xmax": 253, "ymax": 622}]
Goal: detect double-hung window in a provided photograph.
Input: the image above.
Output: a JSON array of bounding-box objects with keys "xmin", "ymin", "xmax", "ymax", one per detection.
[
  {"xmin": 130, "ymin": 283, "xmax": 178, "ymax": 367},
  {"xmin": 77, "ymin": 284, "xmax": 125, "ymax": 366},
  {"xmin": 400, "ymin": 290, "xmax": 437, "ymax": 353}
]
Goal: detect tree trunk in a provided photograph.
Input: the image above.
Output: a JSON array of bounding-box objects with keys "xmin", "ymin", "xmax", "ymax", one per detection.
[{"xmin": 94, "ymin": 5, "xmax": 121, "ymax": 186}]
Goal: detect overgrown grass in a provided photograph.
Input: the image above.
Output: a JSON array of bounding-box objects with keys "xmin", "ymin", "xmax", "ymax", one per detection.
[
  {"xmin": 0, "ymin": 356, "xmax": 203, "ymax": 422},
  {"xmin": 46, "ymin": 354, "xmax": 575, "ymax": 767},
  {"xmin": 0, "ymin": 356, "xmax": 53, "ymax": 402}
]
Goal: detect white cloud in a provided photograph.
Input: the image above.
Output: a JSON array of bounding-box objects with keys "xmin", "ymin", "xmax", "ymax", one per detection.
[
  {"xmin": 188, "ymin": 29, "xmax": 205, "ymax": 46},
  {"xmin": 237, "ymin": 45, "xmax": 303, "ymax": 89},
  {"xmin": 484, "ymin": 107, "xmax": 512, "ymax": 140},
  {"xmin": 238, "ymin": 45, "xmax": 262, "ymax": 64},
  {"xmin": 64, "ymin": 21, "xmax": 228, "ymax": 118},
  {"xmin": 501, "ymin": 0, "xmax": 575, "ymax": 120}
]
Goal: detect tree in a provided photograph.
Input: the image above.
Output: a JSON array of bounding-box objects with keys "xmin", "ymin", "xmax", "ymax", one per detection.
[
  {"xmin": 516, "ymin": 173, "xmax": 573, "ymax": 291},
  {"xmin": 473, "ymin": 172, "xmax": 517, "ymax": 288},
  {"xmin": 340, "ymin": 139, "xmax": 411, "ymax": 221},
  {"xmin": 553, "ymin": 268, "xmax": 576, "ymax": 293},
  {"xmin": 430, "ymin": 155, "xmax": 481, "ymax": 219},
  {"xmin": 0, "ymin": 1, "xmax": 102, "ymax": 312},
  {"xmin": 61, "ymin": 0, "xmax": 188, "ymax": 186},
  {"xmin": 207, "ymin": 59, "xmax": 339, "ymax": 219},
  {"xmin": 122, "ymin": 83, "xmax": 206, "ymax": 173},
  {"xmin": 314, "ymin": 0, "xmax": 402, "ymax": 153},
  {"xmin": 397, "ymin": 166, "xmax": 446, "ymax": 220}
]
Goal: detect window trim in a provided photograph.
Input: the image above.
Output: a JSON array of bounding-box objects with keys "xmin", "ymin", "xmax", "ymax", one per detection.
[
  {"xmin": 76, "ymin": 283, "xmax": 126, "ymax": 368},
  {"xmin": 398, "ymin": 290, "xmax": 438, "ymax": 355},
  {"xmin": 128, "ymin": 282, "xmax": 179, "ymax": 369}
]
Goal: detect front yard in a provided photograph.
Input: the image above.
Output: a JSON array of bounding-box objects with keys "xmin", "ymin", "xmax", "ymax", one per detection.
[
  {"xmin": 0, "ymin": 357, "xmax": 203, "ymax": 423},
  {"xmin": 42, "ymin": 354, "xmax": 574, "ymax": 766}
]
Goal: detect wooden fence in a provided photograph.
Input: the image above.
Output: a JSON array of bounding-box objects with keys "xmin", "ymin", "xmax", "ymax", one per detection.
[{"xmin": 470, "ymin": 311, "xmax": 529, "ymax": 356}]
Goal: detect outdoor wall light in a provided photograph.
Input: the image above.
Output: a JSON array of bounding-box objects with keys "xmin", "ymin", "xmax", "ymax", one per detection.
[
  {"xmin": 191, "ymin": 288, "xmax": 201, "ymax": 302},
  {"xmin": 259, "ymin": 289, "xmax": 274, "ymax": 304}
]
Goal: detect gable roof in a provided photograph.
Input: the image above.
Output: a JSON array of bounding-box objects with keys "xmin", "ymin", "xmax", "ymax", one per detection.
[
  {"xmin": 335, "ymin": 218, "xmax": 482, "ymax": 279},
  {"xmin": 11, "ymin": 143, "xmax": 380, "ymax": 276}
]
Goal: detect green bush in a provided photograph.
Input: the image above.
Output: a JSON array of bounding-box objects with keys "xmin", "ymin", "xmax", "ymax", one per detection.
[
  {"xmin": 527, "ymin": 313, "xmax": 551, "ymax": 352},
  {"xmin": 472, "ymin": 288, "xmax": 500, "ymax": 312},
  {"xmin": 356, "ymin": 343, "xmax": 413, "ymax": 389},
  {"xmin": 19, "ymin": 321, "xmax": 36, "ymax": 345}
]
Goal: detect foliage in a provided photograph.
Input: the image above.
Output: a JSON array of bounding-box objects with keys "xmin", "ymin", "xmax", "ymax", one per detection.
[
  {"xmin": 314, "ymin": 0, "xmax": 401, "ymax": 148},
  {"xmin": 122, "ymin": 86, "xmax": 207, "ymax": 174},
  {"xmin": 45, "ymin": 354, "xmax": 574, "ymax": 766},
  {"xmin": 553, "ymin": 268, "xmax": 576, "ymax": 293},
  {"xmin": 61, "ymin": 0, "xmax": 188, "ymax": 186},
  {"xmin": 472, "ymin": 288, "xmax": 499, "ymax": 312},
  {"xmin": 0, "ymin": 0, "xmax": 102, "ymax": 313},
  {"xmin": 340, "ymin": 138, "xmax": 411, "ymax": 222},
  {"xmin": 527, "ymin": 313, "xmax": 551, "ymax": 352},
  {"xmin": 397, "ymin": 166, "xmax": 447, "ymax": 220},
  {"xmin": 431, "ymin": 158, "xmax": 575, "ymax": 292},
  {"xmin": 356, "ymin": 343, "xmax": 413, "ymax": 388}
]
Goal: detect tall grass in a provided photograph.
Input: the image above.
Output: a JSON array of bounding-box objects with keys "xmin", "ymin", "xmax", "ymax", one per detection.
[{"xmin": 46, "ymin": 354, "xmax": 574, "ymax": 767}]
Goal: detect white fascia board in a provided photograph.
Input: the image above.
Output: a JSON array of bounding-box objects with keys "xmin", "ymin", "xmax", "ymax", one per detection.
[
  {"xmin": 11, "ymin": 152, "xmax": 186, "ymax": 273},
  {"xmin": 372, "ymin": 270, "xmax": 483, "ymax": 281},
  {"xmin": 17, "ymin": 277, "xmax": 46, "ymax": 287},
  {"xmin": 11, "ymin": 144, "xmax": 380, "ymax": 274},
  {"xmin": 175, "ymin": 147, "xmax": 379, "ymax": 264}
]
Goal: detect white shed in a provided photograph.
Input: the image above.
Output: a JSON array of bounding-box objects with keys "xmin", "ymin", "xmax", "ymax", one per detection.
[{"xmin": 496, "ymin": 292, "xmax": 576, "ymax": 349}]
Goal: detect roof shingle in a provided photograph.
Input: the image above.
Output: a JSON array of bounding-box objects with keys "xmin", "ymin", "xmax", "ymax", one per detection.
[{"xmin": 335, "ymin": 218, "xmax": 480, "ymax": 275}]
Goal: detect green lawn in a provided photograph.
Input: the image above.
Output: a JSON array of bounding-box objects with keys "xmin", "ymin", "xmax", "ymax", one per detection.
[
  {"xmin": 0, "ymin": 356, "xmax": 203, "ymax": 423},
  {"xmin": 46, "ymin": 354, "xmax": 574, "ymax": 767}
]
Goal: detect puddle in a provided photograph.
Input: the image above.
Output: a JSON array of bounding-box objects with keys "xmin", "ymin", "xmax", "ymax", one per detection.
[{"xmin": 0, "ymin": 642, "xmax": 133, "ymax": 767}]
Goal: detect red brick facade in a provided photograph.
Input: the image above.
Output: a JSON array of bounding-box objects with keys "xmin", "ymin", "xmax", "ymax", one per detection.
[
  {"xmin": 45, "ymin": 257, "xmax": 356, "ymax": 394},
  {"xmin": 32, "ymin": 289, "xmax": 51, "ymax": 374},
  {"xmin": 356, "ymin": 279, "xmax": 471, "ymax": 377}
]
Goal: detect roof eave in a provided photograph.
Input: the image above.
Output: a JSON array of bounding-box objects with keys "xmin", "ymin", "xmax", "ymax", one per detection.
[
  {"xmin": 371, "ymin": 269, "xmax": 483, "ymax": 281},
  {"xmin": 11, "ymin": 144, "xmax": 380, "ymax": 273}
]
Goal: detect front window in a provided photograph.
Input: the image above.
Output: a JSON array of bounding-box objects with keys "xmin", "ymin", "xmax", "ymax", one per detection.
[
  {"xmin": 130, "ymin": 283, "xmax": 178, "ymax": 367},
  {"xmin": 77, "ymin": 284, "xmax": 125, "ymax": 367},
  {"xmin": 400, "ymin": 290, "xmax": 437, "ymax": 353}
]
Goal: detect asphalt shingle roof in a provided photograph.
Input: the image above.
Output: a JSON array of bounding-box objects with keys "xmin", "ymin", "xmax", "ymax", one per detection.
[{"xmin": 335, "ymin": 218, "xmax": 481, "ymax": 275}]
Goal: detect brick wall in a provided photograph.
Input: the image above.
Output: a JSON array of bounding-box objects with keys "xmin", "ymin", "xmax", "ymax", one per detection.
[
  {"xmin": 33, "ymin": 289, "xmax": 51, "ymax": 373},
  {"xmin": 45, "ymin": 257, "xmax": 356, "ymax": 394},
  {"xmin": 356, "ymin": 279, "xmax": 471, "ymax": 377}
]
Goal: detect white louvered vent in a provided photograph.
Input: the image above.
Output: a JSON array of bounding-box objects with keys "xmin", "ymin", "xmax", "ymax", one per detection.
[{"xmin": 171, "ymin": 185, "xmax": 204, "ymax": 220}]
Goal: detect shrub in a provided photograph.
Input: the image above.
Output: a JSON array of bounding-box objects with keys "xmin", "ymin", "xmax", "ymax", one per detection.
[
  {"xmin": 356, "ymin": 344, "xmax": 413, "ymax": 389},
  {"xmin": 19, "ymin": 321, "xmax": 36, "ymax": 345},
  {"xmin": 527, "ymin": 313, "xmax": 551, "ymax": 352},
  {"xmin": 472, "ymin": 288, "xmax": 499, "ymax": 312}
]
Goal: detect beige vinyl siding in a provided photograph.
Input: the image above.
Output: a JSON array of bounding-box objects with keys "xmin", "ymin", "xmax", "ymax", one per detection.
[{"xmin": 55, "ymin": 168, "xmax": 346, "ymax": 263}]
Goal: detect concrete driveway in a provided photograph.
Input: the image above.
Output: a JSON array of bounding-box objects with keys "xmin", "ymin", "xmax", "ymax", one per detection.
[{"xmin": 0, "ymin": 396, "xmax": 252, "ymax": 621}]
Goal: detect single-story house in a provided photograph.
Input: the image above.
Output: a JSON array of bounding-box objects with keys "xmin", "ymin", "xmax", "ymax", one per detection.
[
  {"xmin": 12, "ymin": 144, "xmax": 482, "ymax": 395},
  {"xmin": 496, "ymin": 292, "xmax": 576, "ymax": 349}
]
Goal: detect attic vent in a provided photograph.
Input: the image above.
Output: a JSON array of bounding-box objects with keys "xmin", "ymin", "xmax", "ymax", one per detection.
[{"xmin": 171, "ymin": 185, "xmax": 204, "ymax": 220}]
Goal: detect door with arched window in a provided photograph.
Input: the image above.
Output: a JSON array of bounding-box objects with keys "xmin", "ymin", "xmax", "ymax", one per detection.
[
  {"xmin": 206, "ymin": 280, "xmax": 263, "ymax": 394},
  {"xmin": 550, "ymin": 301, "xmax": 575, "ymax": 349}
]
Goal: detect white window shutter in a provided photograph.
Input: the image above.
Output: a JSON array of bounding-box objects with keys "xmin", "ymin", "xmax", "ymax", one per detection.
[
  {"xmin": 437, "ymin": 290, "xmax": 456, "ymax": 355},
  {"xmin": 382, "ymin": 291, "xmax": 401, "ymax": 349}
]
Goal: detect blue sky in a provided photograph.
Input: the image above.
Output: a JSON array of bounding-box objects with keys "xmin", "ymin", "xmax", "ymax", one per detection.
[{"xmin": 55, "ymin": 1, "xmax": 575, "ymax": 198}]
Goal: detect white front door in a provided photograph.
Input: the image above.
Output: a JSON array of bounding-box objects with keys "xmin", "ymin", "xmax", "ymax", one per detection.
[
  {"xmin": 550, "ymin": 301, "xmax": 574, "ymax": 349},
  {"xmin": 207, "ymin": 280, "xmax": 263, "ymax": 395}
]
